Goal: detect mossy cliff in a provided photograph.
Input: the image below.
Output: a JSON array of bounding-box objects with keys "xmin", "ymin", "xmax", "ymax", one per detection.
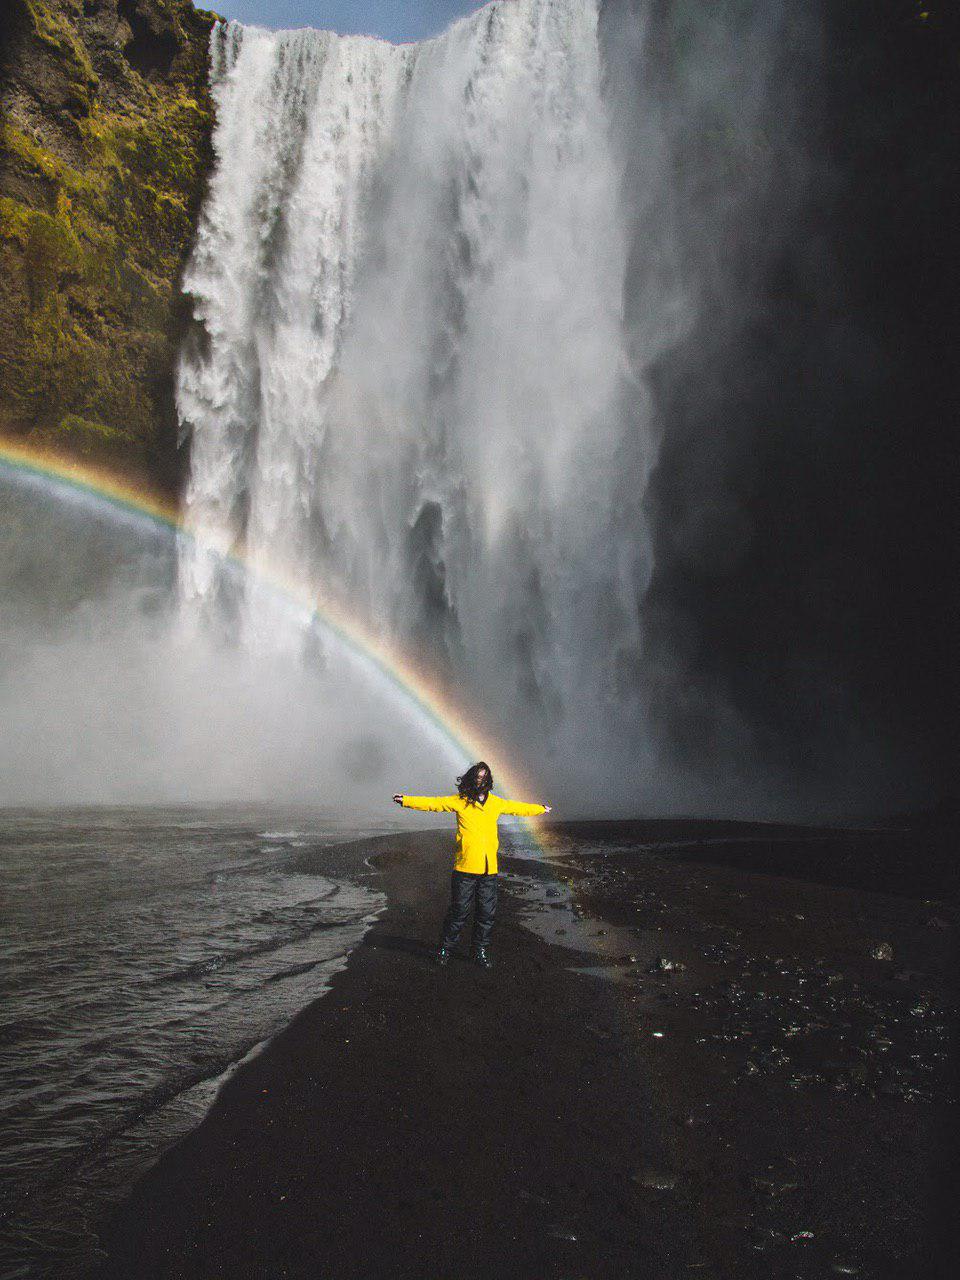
[{"xmin": 0, "ymin": 1, "xmax": 218, "ymax": 487}]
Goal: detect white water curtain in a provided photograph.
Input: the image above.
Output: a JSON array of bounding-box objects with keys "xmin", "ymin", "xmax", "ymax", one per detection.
[{"xmin": 177, "ymin": 0, "xmax": 686, "ymax": 802}]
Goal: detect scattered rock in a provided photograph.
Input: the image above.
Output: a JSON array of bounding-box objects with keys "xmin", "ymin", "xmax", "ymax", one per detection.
[
  {"xmin": 747, "ymin": 1176, "xmax": 799, "ymax": 1197},
  {"xmin": 870, "ymin": 942, "xmax": 893, "ymax": 961},
  {"xmin": 648, "ymin": 956, "xmax": 686, "ymax": 973},
  {"xmin": 749, "ymin": 1227, "xmax": 787, "ymax": 1251},
  {"xmin": 547, "ymin": 1225, "xmax": 579, "ymax": 1242},
  {"xmin": 632, "ymin": 1168, "xmax": 677, "ymax": 1191},
  {"xmin": 674, "ymin": 1111, "xmax": 707, "ymax": 1128}
]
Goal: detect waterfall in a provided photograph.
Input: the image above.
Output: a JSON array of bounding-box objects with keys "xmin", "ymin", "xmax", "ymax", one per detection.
[{"xmin": 177, "ymin": 0, "xmax": 676, "ymax": 802}]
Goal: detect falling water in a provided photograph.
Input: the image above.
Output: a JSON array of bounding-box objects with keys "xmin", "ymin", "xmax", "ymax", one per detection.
[{"xmin": 178, "ymin": 0, "xmax": 679, "ymax": 806}]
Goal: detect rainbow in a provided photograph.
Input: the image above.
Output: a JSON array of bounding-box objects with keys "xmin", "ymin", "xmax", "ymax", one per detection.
[{"xmin": 0, "ymin": 436, "xmax": 550, "ymax": 845}]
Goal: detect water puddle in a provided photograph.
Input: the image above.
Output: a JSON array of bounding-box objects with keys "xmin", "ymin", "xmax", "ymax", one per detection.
[{"xmin": 500, "ymin": 867, "xmax": 644, "ymax": 974}]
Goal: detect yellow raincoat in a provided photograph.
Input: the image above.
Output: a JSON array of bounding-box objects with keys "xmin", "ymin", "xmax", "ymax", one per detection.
[{"xmin": 400, "ymin": 793, "xmax": 546, "ymax": 874}]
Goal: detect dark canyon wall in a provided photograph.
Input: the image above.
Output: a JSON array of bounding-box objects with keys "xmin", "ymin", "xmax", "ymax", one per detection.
[
  {"xmin": 602, "ymin": 0, "xmax": 957, "ymax": 812},
  {"xmin": 0, "ymin": 0, "xmax": 217, "ymax": 487}
]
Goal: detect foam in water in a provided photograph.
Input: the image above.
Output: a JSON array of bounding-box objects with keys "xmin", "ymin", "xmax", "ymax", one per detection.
[{"xmin": 177, "ymin": 0, "xmax": 661, "ymax": 808}]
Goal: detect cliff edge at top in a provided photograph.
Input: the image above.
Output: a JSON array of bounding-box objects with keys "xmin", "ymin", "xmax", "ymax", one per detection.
[{"xmin": 0, "ymin": 0, "xmax": 219, "ymax": 489}]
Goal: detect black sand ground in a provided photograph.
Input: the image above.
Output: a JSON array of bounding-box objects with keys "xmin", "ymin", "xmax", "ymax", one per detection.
[{"xmin": 95, "ymin": 820, "xmax": 957, "ymax": 1280}]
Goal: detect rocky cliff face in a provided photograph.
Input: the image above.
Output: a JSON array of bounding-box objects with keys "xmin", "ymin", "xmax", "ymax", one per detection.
[{"xmin": 0, "ymin": 0, "xmax": 217, "ymax": 487}]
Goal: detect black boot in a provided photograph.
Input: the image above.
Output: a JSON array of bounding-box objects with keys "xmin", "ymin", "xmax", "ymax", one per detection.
[
  {"xmin": 473, "ymin": 946, "xmax": 493, "ymax": 970},
  {"xmin": 435, "ymin": 945, "xmax": 450, "ymax": 967}
]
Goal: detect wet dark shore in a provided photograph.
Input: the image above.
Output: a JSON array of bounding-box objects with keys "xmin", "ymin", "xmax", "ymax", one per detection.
[{"xmin": 95, "ymin": 818, "xmax": 957, "ymax": 1280}]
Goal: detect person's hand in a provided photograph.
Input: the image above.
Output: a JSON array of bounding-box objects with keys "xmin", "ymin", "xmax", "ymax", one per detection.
[
  {"xmin": 543, "ymin": 805, "xmax": 552, "ymax": 813},
  {"xmin": 392, "ymin": 794, "xmax": 404, "ymax": 805}
]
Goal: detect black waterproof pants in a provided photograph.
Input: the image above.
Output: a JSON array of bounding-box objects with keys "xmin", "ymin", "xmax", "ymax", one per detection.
[{"xmin": 440, "ymin": 869, "xmax": 498, "ymax": 950}]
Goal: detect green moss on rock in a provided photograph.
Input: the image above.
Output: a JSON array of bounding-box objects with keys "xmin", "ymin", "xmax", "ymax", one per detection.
[
  {"xmin": 54, "ymin": 411, "xmax": 135, "ymax": 451},
  {"xmin": 0, "ymin": 0, "xmax": 218, "ymax": 489}
]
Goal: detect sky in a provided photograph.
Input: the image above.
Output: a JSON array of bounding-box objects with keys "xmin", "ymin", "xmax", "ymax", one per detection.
[{"xmin": 200, "ymin": 2, "xmax": 487, "ymax": 43}]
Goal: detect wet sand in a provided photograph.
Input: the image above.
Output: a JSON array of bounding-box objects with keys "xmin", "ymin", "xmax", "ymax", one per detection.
[{"xmin": 95, "ymin": 819, "xmax": 957, "ymax": 1279}]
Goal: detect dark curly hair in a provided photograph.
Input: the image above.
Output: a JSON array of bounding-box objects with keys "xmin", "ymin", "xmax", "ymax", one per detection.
[{"xmin": 457, "ymin": 760, "xmax": 493, "ymax": 805}]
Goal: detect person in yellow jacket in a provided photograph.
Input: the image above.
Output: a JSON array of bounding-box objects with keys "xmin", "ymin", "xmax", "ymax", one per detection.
[{"xmin": 393, "ymin": 760, "xmax": 550, "ymax": 969}]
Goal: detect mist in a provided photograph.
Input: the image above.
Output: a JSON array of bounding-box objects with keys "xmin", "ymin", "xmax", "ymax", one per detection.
[{"xmin": 0, "ymin": 476, "xmax": 463, "ymax": 809}]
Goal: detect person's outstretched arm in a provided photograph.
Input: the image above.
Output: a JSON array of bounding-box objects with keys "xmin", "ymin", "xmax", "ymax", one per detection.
[
  {"xmin": 498, "ymin": 799, "xmax": 551, "ymax": 816},
  {"xmin": 392, "ymin": 794, "xmax": 460, "ymax": 812}
]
